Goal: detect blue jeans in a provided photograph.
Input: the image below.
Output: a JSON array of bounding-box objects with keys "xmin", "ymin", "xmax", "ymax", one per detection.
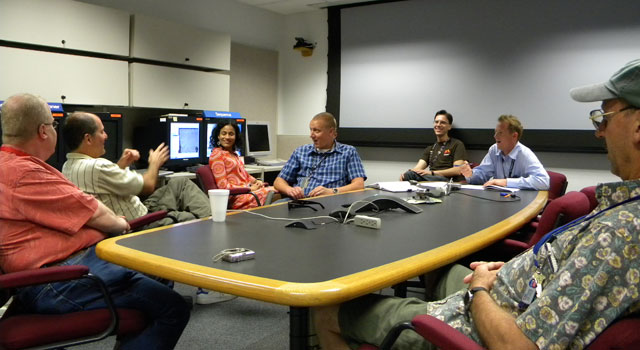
[{"xmin": 16, "ymin": 247, "xmax": 190, "ymax": 350}]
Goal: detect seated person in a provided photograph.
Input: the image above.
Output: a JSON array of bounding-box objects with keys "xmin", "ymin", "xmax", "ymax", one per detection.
[
  {"xmin": 401, "ymin": 109, "xmax": 467, "ymax": 182},
  {"xmin": 0, "ymin": 93, "xmax": 190, "ymax": 349},
  {"xmin": 209, "ymin": 120, "xmax": 276, "ymax": 209},
  {"xmin": 314, "ymin": 59, "xmax": 640, "ymax": 350},
  {"xmin": 274, "ymin": 112, "xmax": 367, "ymax": 199},
  {"xmin": 61, "ymin": 112, "xmax": 210, "ymax": 227},
  {"xmin": 460, "ymin": 115, "xmax": 549, "ymax": 190}
]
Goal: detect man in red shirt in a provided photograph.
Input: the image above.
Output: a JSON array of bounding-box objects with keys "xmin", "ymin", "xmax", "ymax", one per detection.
[{"xmin": 0, "ymin": 93, "xmax": 190, "ymax": 349}]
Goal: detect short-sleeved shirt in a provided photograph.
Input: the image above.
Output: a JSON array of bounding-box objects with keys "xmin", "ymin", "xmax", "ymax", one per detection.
[
  {"xmin": 62, "ymin": 153, "xmax": 147, "ymax": 221},
  {"xmin": 420, "ymin": 137, "xmax": 467, "ymax": 171},
  {"xmin": 0, "ymin": 146, "xmax": 103, "ymax": 272},
  {"xmin": 341, "ymin": 179, "xmax": 640, "ymax": 350},
  {"xmin": 277, "ymin": 142, "xmax": 367, "ymax": 197}
]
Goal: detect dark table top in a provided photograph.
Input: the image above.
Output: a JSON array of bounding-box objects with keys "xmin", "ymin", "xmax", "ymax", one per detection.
[{"xmin": 97, "ymin": 188, "xmax": 547, "ymax": 306}]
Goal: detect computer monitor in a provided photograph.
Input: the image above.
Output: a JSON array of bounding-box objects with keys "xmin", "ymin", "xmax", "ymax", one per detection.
[
  {"xmin": 245, "ymin": 121, "xmax": 272, "ymax": 158},
  {"xmin": 169, "ymin": 121, "xmax": 200, "ymax": 160},
  {"xmin": 203, "ymin": 118, "xmax": 246, "ymax": 161},
  {"xmin": 136, "ymin": 116, "xmax": 203, "ymax": 171}
]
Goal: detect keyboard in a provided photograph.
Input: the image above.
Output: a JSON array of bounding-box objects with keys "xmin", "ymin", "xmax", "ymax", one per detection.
[{"xmin": 256, "ymin": 159, "xmax": 287, "ymax": 166}]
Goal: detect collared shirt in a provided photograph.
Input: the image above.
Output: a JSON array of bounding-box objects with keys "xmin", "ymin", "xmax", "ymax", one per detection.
[
  {"xmin": 424, "ymin": 179, "xmax": 640, "ymax": 349},
  {"xmin": 62, "ymin": 153, "xmax": 147, "ymax": 220},
  {"xmin": 277, "ymin": 142, "xmax": 367, "ymax": 197},
  {"xmin": 0, "ymin": 147, "xmax": 103, "ymax": 272},
  {"xmin": 467, "ymin": 142, "xmax": 549, "ymax": 190}
]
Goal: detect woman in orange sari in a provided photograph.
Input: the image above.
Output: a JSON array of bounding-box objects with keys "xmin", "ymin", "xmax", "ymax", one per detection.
[{"xmin": 208, "ymin": 121, "xmax": 275, "ymax": 209}]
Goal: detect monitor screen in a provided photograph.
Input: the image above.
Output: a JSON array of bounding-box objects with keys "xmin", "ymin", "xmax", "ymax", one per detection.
[
  {"xmin": 246, "ymin": 122, "xmax": 272, "ymax": 157},
  {"xmin": 206, "ymin": 122, "xmax": 243, "ymax": 158},
  {"xmin": 169, "ymin": 122, "xmax": 200, "ymax": 160}
]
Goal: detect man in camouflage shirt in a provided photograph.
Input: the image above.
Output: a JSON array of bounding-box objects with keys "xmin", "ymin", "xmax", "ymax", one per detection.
[{"xmin": 314, "ymin": 59, "xmax": 640, "ymax": 350}]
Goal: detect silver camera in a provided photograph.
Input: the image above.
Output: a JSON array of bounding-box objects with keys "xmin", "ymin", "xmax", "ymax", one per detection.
[{"xmin": 220, "ymin": 248, "xmax": 256, "ymax": 263}]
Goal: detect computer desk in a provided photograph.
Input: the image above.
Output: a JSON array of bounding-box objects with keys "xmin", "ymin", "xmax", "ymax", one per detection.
[{"xmin": 96, "ymin": 188, "xmax": 547, "ymax": 349}]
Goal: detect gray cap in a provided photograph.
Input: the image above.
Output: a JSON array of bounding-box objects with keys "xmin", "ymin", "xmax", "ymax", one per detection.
[{"xmin": 570, "ymin": 59, "xmax": 640, "ymax": 107}]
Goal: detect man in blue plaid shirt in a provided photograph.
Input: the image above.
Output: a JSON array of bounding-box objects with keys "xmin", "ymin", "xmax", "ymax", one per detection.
[{"xmin": 274, "ymin": 112, "xmax": 367, "ymax": 199}]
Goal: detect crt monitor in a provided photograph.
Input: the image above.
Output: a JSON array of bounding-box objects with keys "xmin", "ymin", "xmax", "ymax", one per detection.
[
  {"xmin": 135, "ymin": 116, "xmax": 203, "ymax": 171},
  {"xmin": 169, "ymin": 121, "xmax": 200, "ymax": 161},
  {"xmin": 245, "ymin": 121, "xmax": 272, "ymax": 158},
  {"xmin": 203, "ymin": 118, "xmax": 246, "ymax": 160}
]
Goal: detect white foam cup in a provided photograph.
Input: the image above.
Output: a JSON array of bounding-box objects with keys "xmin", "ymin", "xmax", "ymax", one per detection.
[{"xmin": 208, "ymin": 189, "xmax": 230, "ymax": 222}]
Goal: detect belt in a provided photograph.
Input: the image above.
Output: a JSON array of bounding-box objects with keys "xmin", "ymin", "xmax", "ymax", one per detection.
[{"xmin": 43, "ymin": 247, "xmax": 89, "ymax": 267}]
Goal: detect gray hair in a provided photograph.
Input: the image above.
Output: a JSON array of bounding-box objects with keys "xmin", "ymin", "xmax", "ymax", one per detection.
[{"xmin": 1, "ymin": 93, "xmax": 51, "ymax": 143}]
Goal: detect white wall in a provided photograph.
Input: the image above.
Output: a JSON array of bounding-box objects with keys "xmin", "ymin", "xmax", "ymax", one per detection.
[
  {"xmin": 78, "ymin": 0, "xmax": 283, "ymax": 50},
  {"xmin": 74, "ymin": 0, "xmax": 623, "ymax": 191},
  {"xmin": 277, "ymin": 10, "xmax": 328, "ymax": 135}
]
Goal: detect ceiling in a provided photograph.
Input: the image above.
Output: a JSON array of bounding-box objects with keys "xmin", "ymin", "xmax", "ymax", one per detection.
[{"xmin": 233, "ymin": 0, "xmax": 383, "ymax": 15}]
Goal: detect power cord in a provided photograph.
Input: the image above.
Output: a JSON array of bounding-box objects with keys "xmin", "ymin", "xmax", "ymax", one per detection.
[
  {"xmin": 227, "ymin": 209, "xmax": 339, "ymax": 225},
  {"xmin": 451, "ymin": 191, "xmax": 521, "ymax": 202}
]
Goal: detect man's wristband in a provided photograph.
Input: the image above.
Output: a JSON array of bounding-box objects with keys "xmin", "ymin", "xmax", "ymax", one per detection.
[
  {"xmin": 431, "ymin": 170, "xmax": 435, "ymax": 176},
  {"xmin": 464, "ymin": 286, "xmax": 489, "ymax": 312}
]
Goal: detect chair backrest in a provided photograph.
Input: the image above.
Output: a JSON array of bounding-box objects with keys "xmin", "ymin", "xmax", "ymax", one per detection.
[
  {"xmin": 195, "ymin": 165, "xmax": 217, "ymax": 192},
  {"xmin": 580, "ymin": 185, "xmax": 598, "ymax": 212},
  {"xmin": 527, "ymin": 191, "xmax": 591, "ymax": 247},
  {"xmin": 546, "ymin": 170, "xmax": 568, "ymax": 201},
  {"xmin": 586, "ymin": 315, "xmax": 640, "ymax": 349}
]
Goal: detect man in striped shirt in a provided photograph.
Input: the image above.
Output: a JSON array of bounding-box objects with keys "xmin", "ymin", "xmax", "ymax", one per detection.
[{"xmin": 62, "ymin": 112, "xmax": 210, "ymax": 227}]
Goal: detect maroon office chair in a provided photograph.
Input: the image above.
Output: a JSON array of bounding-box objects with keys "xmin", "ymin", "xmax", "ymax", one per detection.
[
  {"xmin": 128, "ymin": 209, "xmax": 169, "ymax": 231},
  {"xmin": 528, "ymin": 170, "xmax": 568, "ymax": 232},
  {"xmin": 0, "ymin": 265, "xmax": 147, "ymax": 350},
  {"xmin": 546, "ymin": 170, "xmax": 568, "ymax": 202},
  {"xmin": 580, "ymin": 185, "xmax": 598, "ymax": 212},
  {"xmin": 359, "ymin": 313, "xmax": 640, "ymax": 350},
  {"xmin": 195, "ymin": 165, "xmax": 260, "ymax": 207},
  {"xmin": 475, "ymin": 191, "xmax": 590, "ymax": 263},
  {"xmin": 459, "ymin": 191, "xmax": 592, "ymax": 266}
]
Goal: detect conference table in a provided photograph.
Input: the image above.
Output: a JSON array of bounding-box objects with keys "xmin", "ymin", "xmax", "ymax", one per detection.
[{"xmin": 96, "ymin": 188, "xmax": 547, "ymax": 349}]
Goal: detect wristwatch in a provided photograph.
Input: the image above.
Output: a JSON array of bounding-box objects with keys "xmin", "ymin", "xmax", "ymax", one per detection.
[
  {"xmin": 332, "ymin": 188, "xmax": 339, "ymax": 194},
  {"xmin": 430, "ymin": 170, "xmax": 435, "ymax": 176},
  {"xmin": 464, "ymin": 286, "xmax": 488, "ymax": 312}
]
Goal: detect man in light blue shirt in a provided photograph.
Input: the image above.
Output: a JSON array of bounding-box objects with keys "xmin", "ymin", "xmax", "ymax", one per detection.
[{"xmin": 460, "ymin": 115, "xmax": 549, "ymax": 190}]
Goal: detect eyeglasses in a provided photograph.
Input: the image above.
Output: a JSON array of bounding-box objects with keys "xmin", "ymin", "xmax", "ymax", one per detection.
[
  {"xmin": 43, "ymin": 120, "xmax": 59, "ymax": 129},
  {"xmin": 589, "ymin": 106, "xmax": 636, "ymax": 130}
]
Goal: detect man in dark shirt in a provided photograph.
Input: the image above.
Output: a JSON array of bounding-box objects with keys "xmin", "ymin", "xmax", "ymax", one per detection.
[{"xmin": 401, "ymin": 109, "xmax": 467, "ymax": 182}]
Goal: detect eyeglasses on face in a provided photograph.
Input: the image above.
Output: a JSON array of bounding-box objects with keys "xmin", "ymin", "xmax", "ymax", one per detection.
[
  {"xmin": 589, "ymin": 106, "xmax": 636, "ymax": 130},
  {"xmin": 43, "ymin": 120, "xmax": 59, "ymax": 129}
]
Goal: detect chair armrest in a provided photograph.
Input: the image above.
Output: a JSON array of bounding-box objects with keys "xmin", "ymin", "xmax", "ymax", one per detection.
[
  {"xmin": 128, "ymin": 210, "xmax": 168, "ymax": 231},
  {"xmin": 229, "ymin": 187, "xmax": 251, "ymax": 195},
  {"xmin": 411, "ymin": 315, "xmax": 485, "ymax": 350},
  {"xmin": 0, "ymin": 265, "xmax": 90, "ymax": 289}
]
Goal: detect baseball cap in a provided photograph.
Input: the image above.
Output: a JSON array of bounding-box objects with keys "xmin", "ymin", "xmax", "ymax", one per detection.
[{"xmin": 570, "ymin": 59, "xmax": 640, "ymax": 107}]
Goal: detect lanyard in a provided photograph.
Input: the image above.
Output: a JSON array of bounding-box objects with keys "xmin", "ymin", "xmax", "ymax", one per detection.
[
  {"xmin": 307, "ymin": 152, "xmax": 330, "ymax": 179},
  {"xmin": 428, "ymin": 140, "xmax": 449, "ymax": 166},
  {"xmin": 499, "ymin": 156, "xmax": 515, "ymax": 179},
  {"xmin": 533, "ymin": 193, "xmax": 640, "ymax": 268}
]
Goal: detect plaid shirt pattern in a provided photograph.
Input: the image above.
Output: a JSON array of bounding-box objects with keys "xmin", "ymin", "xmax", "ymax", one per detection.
[{"xmin": 278, "ymin": 142, "xmax": 367, "ymax": 197}]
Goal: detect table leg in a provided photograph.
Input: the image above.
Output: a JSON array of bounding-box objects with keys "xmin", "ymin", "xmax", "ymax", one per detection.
[{"xmin": 289, "ymin": 306, "xmax": 310, "ymax": 350}]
